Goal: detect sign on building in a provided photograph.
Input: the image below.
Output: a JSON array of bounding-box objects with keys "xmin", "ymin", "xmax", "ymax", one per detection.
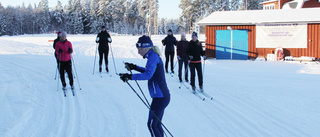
[{"xmin": 256, "ymin": 23, "xmax": 307, "ymax": 48}]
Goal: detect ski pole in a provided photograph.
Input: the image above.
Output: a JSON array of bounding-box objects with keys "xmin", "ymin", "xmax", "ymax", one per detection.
[
  {"xmin": 110, "ymin": 43, "xmax": 118, "ymax": 75},
  {"xmin": 93, "ymin": 43, "xmax": 98, "ymax": 75},
  {"xmin": 173, "ymin": 60, "xmax": 178, "ymax": 70},
  {"xmin": 57, "ymin": 54, "xmax": 62, "ymax": 91},
  {"xmin": 71, "ymin": 56, "xmax": 82, "ymax": 90},
  {"xmin": 54, "ymin": 65, "xmax": 58, "ymax": 80},
  {"xmin": 124, "ymin": 62, "xmax": 151, "ymax": 107},
  {"xmin": 203, "ymin": 59, "xmax": 206, "ymax": 75},
  {"xmin": 125, "ymin": 81, "xmax": 174, "ymax": 137}
]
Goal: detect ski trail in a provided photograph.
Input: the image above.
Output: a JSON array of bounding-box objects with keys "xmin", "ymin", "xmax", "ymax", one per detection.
[
  {"xmin": 69, "ymin": 90, "xmax": 81, "ymax": 137},
  {"xmin": 56, "ymin": 92, "xmax": 70, "ymax": 137},
  {"xmin": 215, "ymin": 87, "xmax": 310, "ymax": 136}
]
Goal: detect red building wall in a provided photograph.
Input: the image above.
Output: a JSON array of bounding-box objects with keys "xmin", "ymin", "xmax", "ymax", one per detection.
[
  {"xmin": 205, "ymin": 24, "xmax": 320, "ymax": 59},
  {"xmin": 302, "ymin": 0, "xmax": 320, "ymax": 8}
]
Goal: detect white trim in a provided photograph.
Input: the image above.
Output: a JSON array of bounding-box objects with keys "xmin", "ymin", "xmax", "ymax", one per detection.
[
  {"xmin": 260, "ymin": 0, "xmax": 278, "ymax": 4},
  {"xmin": 198, "ymin": 8, "xmax": 320, "ymax": 26}
]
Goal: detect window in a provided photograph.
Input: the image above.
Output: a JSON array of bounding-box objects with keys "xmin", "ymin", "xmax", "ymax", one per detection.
[{"xmin": 264, "ymin": 4, "xmax": 276, "ymax": 10}]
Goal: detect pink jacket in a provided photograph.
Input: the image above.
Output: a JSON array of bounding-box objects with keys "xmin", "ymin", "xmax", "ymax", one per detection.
[{"xmin": 55, "ymin": 40, "xmax": 73, "ymax": 61}]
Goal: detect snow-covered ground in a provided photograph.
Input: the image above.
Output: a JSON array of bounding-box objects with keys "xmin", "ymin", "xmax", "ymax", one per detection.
[{"xmin": 0, "ymin": 34, "xmax": 319, "ymax": 137}]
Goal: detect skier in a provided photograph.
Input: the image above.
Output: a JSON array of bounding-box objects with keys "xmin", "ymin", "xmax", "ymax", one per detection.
[
  {"xmin": 186, "ymin": 32, "xmax": 207, "ymax": 93},
  {"xmin": 53, "ymin": 31, "xmax": 62, "ymax": 65},
  {"xmin": 162, "ymin": 29, "xmax": 177, "ymax": 73},
  {"xmin": 55, "ymin": 32, "xmax": 74, "ymax": 90},
  {"xmin": 120, "ymin": 35, "xmax": 170, "ymax": 137},
  {"xmin": 96, "ymin": 26, "xmax": 112, "ymax": 73},
  {"xmin": 177, "ymin": 32, "xmax": 189, "ymax": 83}
]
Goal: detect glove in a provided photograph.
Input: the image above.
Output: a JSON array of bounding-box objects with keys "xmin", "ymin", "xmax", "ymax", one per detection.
[
  {"xmin": 125, "ymin": 62, "xmax": 137, "ymax": 71},
  {"xmin": 119, "ymin": 73, "xmax": 132, "ymax": 82},
  {"xmin": 68, "ymin": 48, "xmax": 72, "ymax": 53},
  {"xmin": 177, "ymin": 56, "xmax": 181, "ymax": 60},
  {"xmin": 96, "ymin": 37, "xmax": 100, "ymax": 43},
  {"xmin": 189, "ymin": 56, "xmax": 193, "ymax": 60},
  {"xmin": 108, "ymin": 38, "xmax": 112, "ymax": 43},
  {"xmin": 203, "ymin": 55, "xmax": 207, "ymax": 60},
  {"xmin": 58, "ymin": 49, "xmax": 63, "ymax": 53}
]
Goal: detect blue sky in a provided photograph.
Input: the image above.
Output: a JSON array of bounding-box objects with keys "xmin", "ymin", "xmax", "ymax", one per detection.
[{"xmin": 1, "ymin": 0, "xmax": 181, "ymax": 19}]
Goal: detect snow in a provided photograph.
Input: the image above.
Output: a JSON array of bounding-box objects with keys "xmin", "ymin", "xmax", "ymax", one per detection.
[{"xmin": 0, "ymin": 34, "xmax": 320, "ymax": 137}]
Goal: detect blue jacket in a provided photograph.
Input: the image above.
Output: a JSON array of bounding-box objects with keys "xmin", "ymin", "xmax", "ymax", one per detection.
[{"xmin": 131, "ymin": 49, "xmax": 170, "ymax": 98}]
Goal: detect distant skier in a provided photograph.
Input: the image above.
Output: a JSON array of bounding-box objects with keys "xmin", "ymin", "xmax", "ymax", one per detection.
[
  {"xmin": 162, "ymin": 29, "xmax": 177, "ymax": 73},
  {"xmin": 53, "ymin": 31, "xmax": 62, "ymax": 65},
  {"xmin": 186, "ymin": 32, "xmax": 206, "ymax": 93},
  {"xmin": 120, "ymin": 35, "xmax": 170, "ymax": 137},
  {"xmin": 55, "ymin": 32, "xmax": 74, "ymax": 90},
  {"xmin": 177, "ymin": 32, "xmax": 189, "ymax": 82},
  {"xmin": 96, "ymin": 26, "xmax": 112, "ymax": 73}
]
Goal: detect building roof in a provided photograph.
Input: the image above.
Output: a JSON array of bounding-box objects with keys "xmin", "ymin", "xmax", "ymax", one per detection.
[
  {"xmin": 197, "ymin": 8, "xmax": 320, "ymax": 26},
  {"xmin": 260, "ymin": 0, "xmax": 279, "ymax": 4}
]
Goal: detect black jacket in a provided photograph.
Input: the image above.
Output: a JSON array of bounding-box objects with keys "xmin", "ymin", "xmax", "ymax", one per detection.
[
  {"xmin": 186, "ymin": 40, "xmax": 205, "ymax": 62},
  {"xmin": 162, "ymin": 34, "xmax": 177, "ymax": 52},
  {"xmin": 96, "ymin": 31, "xmax": 112, "ymax": 50},
  {"xmin": 53, "ymin": 37, "xmax": 60, "ymax": 49},
  {"xmin": 177, "ymin": 40, "xmax": 189, "ymax": 59}
]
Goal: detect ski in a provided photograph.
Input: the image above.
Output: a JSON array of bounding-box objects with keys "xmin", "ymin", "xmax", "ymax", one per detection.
[
  {"xmin": 180, "ymin": 82, "xmax": 205, "ymax": 101},
  {"xmin": 193, "ymin": 91, "xmax": 205, "ymax": 101},
  {"xmin": 63, "ymin": 88, "xmax": 67, "ymax": 97},
  {"xmin": 71, "ymin": 88, "xmax": 75, "ymax": 96},
  {"xmin": 196, "ymin": 89, "xmax": 213, "ymax": 100}
]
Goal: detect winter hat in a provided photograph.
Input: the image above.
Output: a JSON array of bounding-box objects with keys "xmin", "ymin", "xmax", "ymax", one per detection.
[
  {"xmin": 101, "ymin": 26, "xmax": 106, "ymax": 29},
  {"xmin": 57, "ymin": 31, "xmax": 62, "ymax": 35},
  {"xmin": 192, "ymin": 32, "xmax": 198, "ymax": 37},
  {"xmin": 136, "ymin": 35, "xmax": 153, "ymax": 48},
  {"xmin": 61, "ymin": 31, "xmax": 67, "ymax": 37},
  {"xmin": 181, "ymin": 32, "xmax": 186, "ymax": 37},
  {"xmin": 168, "ymin": 29, "xmax": 172, "ymax": 33}
]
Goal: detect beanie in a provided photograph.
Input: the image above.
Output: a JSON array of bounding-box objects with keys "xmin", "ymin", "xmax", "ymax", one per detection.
[
  {"xmin": 136, "ymin": 35, "xmax": 153, "ymax": 48},
  {"xmin": 181, "ymin": 32, "xmax": 186, "ymax": 37},
  {"xmin": 192, "ymin": 32, "xmax": 198, "ymax": 37},
  {"xmin": 61, "ymin": 31, "xmax": 67, "ymax": 37},
  {"xmin": 168, "ymin": 29, "xmax": 172, "ymax": 33}
]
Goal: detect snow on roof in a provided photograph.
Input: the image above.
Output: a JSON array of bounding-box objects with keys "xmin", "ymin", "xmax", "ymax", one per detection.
[
  {"xmin": 260, "ymin": 0, "xmax": 279, "ymax": 4},
  {"xmin": 197, "ymin": 8, "xmax": 320, "ymax": 26}
]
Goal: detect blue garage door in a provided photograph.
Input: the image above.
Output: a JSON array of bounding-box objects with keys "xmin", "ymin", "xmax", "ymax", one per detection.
[{"xmin": 216, "ymin": 30, "xmax": 248, "ymax": 60}]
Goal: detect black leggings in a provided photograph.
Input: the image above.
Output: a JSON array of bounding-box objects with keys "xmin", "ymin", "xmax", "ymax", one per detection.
[
  {"xmin": 178, "ymin": 59, "xmax": 188, "ymax": 80},
  {"xmin": 147, "ymin": 96, "xmax": 170, "ymax": 137},
  {"xmin": 99, "ymin": 48, "xmax": 109, "ymax": 68},
  {"xmin": 165, "ymin": 51, "xmax": 174, "ymax": 72},
  {"xmin": 59, "ymin": 60, "xmax": 73, "ymax": 87},
  {"xmin": 189, "ymin": 62, "xmax": 203, "ymax": 87}
]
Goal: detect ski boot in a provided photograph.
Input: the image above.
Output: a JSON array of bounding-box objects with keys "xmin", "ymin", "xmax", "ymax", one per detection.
[
  {"xmin": 179, "ymin": 77, "xmax": 182, "ymax": 83},
  {"xmin": 71, "ymin": 85, "xmax": 74, "ymax": 90},
  {"xmin": 192, "ymin": 86, "xmax": 196, "ymax": 94},
  {"xmin": 199, "ymin": 86, "xmax": 204, "ymax": 93},
  {"xmin": 99, "ymin": 67, "xmax": 102, "ymax": 73},
  {"xmin": 106, "ymin": 67, "xmax": 109, "ymax": 73},
  {"xmin": 62, "ymin": 86, "xmax": 66, "ymax": 91}
]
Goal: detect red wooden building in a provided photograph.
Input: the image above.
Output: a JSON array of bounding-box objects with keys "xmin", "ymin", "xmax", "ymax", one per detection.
[{"xmin": 198, "ymin": 8, "xmax": 320, "ymax": 59}]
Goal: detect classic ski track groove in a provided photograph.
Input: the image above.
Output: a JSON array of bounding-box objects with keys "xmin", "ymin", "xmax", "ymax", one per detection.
[{"xmin": 215, "ymin": 88, "xmax": 309, "ymax": 136}]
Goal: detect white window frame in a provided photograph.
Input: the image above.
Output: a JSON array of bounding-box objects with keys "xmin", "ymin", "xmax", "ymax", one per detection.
[{"xmin": 264, "ymin": 4, "xmax": 276, "ymax": 10}]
